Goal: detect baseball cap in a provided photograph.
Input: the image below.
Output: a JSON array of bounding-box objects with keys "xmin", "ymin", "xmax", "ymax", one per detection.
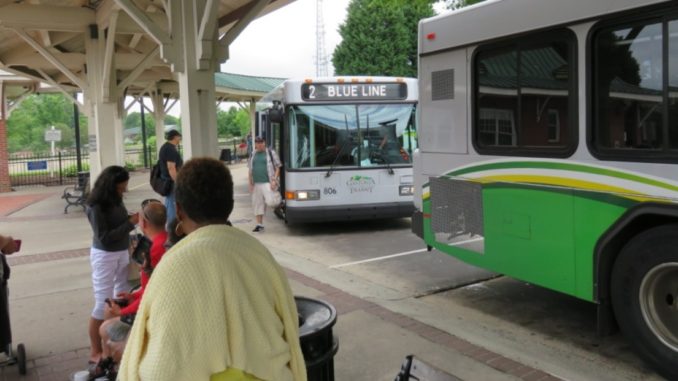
[{"xmin": 166, "ymin": 130, "xmax": 182, "ymax": 140}]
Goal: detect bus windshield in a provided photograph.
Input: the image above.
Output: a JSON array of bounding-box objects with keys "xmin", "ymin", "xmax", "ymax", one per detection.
[{"xmin": 287, "ymin": 104, "xmax": 417, "ymax": 169}]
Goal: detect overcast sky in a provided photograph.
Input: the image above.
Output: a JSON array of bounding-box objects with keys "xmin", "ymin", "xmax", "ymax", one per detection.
[{"xmin": 221, "ymin": 0, "xmax": 352, "ymax": 78}]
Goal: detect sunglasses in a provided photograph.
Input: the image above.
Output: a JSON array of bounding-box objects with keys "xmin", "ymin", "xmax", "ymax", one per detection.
[
  {"xmin": 140, "ymin": 199, "xmax": 162, "ymax": 221},
  {"xmin": 141, "ymin": 199, "xmax": 161, "ymax": 208}
]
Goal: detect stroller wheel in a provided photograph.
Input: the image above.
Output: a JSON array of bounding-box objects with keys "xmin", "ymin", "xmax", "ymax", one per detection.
[{"xmin": 16, "ymin": 343, "xmax": 26, "ymax": 375}]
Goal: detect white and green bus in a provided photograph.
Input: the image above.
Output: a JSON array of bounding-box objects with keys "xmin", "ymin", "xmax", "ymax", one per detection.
[
  {"xmin": 412, "ymin": 0, "xmax": 677, "ymax": 377},
  {"xmin": 258, "ymin": 77, "xmax": 418, "ymax": 224}
]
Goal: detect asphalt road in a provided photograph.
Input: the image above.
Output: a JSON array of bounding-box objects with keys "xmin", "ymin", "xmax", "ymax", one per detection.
[{"xmin": 229, "ymin": 167, "xmax": 664, "ymax": 381}]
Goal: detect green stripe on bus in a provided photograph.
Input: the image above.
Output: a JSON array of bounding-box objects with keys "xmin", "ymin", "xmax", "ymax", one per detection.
[{"xmin": 447, "ymin": 161, "xmax": 678, "ymax": 192}]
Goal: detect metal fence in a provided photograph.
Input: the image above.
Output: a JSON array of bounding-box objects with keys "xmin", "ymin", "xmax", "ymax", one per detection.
[{"xmin": 8, "ymin": 147, "xmax": 156, "ymax": 188}]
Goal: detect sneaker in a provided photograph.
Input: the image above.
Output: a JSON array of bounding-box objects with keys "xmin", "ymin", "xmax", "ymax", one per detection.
[{"xmin": 252, "ymin": 225, "xmax": 265, "ymax": 232}]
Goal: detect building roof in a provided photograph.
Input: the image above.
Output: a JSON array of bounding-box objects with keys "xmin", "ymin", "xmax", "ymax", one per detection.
[
  {"xmin": 215, "ymin": 72, "xmax": 285, "ymax": 93},
  {"xmin": 214, "ymin": 72, "xmax": 285, "ymax": 101}
]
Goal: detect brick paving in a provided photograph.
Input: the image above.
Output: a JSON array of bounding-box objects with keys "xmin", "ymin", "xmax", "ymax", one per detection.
[
  {"xmin": 0, "ymin": 249, "xmax": 564, "ymax": 381},
  {"xmin": 0, "ymin": 194, "xmax": 52, "ymax": 217}
]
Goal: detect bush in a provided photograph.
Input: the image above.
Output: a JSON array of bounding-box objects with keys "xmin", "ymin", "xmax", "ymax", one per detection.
[{"xmin": 62, "ymin": 163, "xmax": 90, "ymax": 177}]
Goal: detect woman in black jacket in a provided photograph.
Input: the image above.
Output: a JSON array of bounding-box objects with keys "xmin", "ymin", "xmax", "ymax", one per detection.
[{"xmin": 85, "ymin": 166, "xmax": 138, "ymax": 371}]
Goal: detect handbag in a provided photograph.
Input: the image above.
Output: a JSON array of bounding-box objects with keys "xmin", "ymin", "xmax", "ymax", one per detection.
[
  {"xmin": 265, "ymin": 148, "xmax": 282, "ymax": 208},
  {"xmin": 266, "ymin": 186, "xmax": 282, "ymax": 208},
  {"xmin": 150, "ymin": 162, "xmax": 173, "ymax": 196}
]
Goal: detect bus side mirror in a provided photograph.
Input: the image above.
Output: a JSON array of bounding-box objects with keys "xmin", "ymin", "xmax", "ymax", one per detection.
[{"xmin": 269, "ymin": 108, "xmax": 283, "ymax": 124}]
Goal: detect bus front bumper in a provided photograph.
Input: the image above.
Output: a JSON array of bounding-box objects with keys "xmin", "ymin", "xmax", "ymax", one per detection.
[{"xmin": 285, "ymin": 202, "xmax": 415, "ymax": 224}]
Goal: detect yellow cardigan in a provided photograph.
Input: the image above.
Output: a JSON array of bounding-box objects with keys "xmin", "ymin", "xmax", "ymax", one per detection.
[{"xmin": 118, "ymin": 225, "xmax": 307, "ymax": 381}]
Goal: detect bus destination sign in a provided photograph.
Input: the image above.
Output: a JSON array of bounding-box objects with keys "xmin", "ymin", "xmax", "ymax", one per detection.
[{"xmin": 301, "ymin": 83, "xmax": 407, "ymax": 101}]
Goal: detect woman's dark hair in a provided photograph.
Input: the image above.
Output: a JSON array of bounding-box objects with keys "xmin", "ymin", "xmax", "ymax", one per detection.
[
  {"xmin": 175, "ymin": 157, "xmax": 234, "ymax": 224},
  {"xmin": 86, "ymin": 165, "xmax": 129, "ymax": 209}
]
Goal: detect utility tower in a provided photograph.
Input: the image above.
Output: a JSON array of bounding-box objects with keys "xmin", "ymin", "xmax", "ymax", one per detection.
[{"xmin": 315, "ymin": 0, "xmax": 329, "ymax": 77}]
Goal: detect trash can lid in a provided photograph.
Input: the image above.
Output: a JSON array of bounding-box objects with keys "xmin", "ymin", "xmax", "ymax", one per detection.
[{"xmin": 295, "ymin": 296, "xmax": 337, "ymax": 337}]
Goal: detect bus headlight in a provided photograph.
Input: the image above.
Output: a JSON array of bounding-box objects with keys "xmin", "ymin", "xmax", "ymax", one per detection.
[
  {"xmin": 287, "ymin": 190, "xmax": 320, "ymax": 201},
  {"xmin": 399, "ymin": 185, "xmax": 414, "ymax": 196}
]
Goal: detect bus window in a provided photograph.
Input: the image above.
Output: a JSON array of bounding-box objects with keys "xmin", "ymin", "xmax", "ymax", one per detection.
[
  {"xmin": 474, "ymin": 30, "xmax": 575, "ymax": 155},
  {"xmin": 594, "ymin": 22, "xmax": 664, "ymax": 151},
  {"xmin": 357, "ymin": 104, "xmax": 417, "ymax": 166},
  {"xmin": 287, "ymin": 104, "xmax": 417, "ymax": 169},
  {"xmin": 289, "ymin": 105, "xmax": 358, "ymax": 168},
  {"xmin": 670, "ymin": 20, "xmax": 678, "ymax": 149}
]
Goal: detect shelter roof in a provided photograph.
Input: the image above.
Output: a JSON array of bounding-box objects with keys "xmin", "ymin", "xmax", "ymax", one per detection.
[{"xmin": 0, "ymin": 0, "xmax": 293, "ymax": 99}]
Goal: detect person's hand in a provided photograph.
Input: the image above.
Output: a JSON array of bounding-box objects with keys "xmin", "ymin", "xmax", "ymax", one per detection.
[
  {"xmin": 1, "ymin": 237, "xmax": 17, "ymax": 255},
  {"xmin": 116, "ymin": 291, "xmax": 131, "ymax": 301},
  {"xmin": 249, "ymin": 183, "xmax": 254, "ymax": 193},
  {"xmin": 128, "ymin": 212, "xmax": 139, "ymax": 225},
  {"xmin": 104, "ymin": 299, "xmax": 122, "ymax": 319},
  {"xmin": 270, "ymin": 179, "xmax": 278, "ymax": 191}
]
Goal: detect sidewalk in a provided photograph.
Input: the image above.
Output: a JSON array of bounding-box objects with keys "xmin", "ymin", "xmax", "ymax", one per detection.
[{"xmin": 0, "ymin": 165, "xmax": 563, "ymax": 381}]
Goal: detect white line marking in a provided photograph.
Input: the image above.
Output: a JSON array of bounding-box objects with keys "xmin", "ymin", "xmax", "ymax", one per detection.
[
  {"xmin": 330, "ymin": 248, "xmax": 428, "ymax": 269},
  {"xmin": 447, "ymin": 237, "xmax": 484, "ymax": 247},
  {"xmin": 129, "ymin": 182, "xmax": 149, "ymax": 190}
]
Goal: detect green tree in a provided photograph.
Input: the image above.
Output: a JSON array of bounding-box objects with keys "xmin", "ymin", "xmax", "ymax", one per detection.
[
  {"xmin": 216, "ymin": 106, "xmax": 250, "ymax": 138},
  {"xmin": 123, "ymin": 111, "xmax": 156, "ymax": 142},
  {"xmin": 164, "ymin": 115, "xmax": 180, "ymax": 127},
  {"xmin": 445, "ymin": 0, "xmax": 485, "ymax": 10},
  {"xmin": 6, "ymin": 94, "xmax": 87, "ymax": 153},
  {"xmin": 333, "ymin": 0, "xmax": 435, "ymax": 77}
]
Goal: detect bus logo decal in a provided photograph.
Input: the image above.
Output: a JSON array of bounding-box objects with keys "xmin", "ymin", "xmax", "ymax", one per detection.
[{"xmin": 347, "ymin": 175, "xmax": 376, "ymax": 194}]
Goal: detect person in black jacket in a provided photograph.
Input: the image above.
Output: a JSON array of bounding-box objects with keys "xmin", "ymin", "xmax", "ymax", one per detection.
[
  {"xmin": 158, "ymin": 130, "xmax": 183, "ymax": 229},
  {"xmin": 85, "ymin": 166, "xmax": 138, "ymax": 372}
]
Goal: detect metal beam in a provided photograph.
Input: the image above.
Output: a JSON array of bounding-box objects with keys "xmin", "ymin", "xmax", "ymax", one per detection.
[
  {"xmin": 114, "ymin": 0, "xmax": 171, "ymax": 46},
  {"xmin": 35, "ymin": 69, "xmax": 84, "ymax": 112},
  {"xmin": 124, "ymin": 82, "xmax": 155, "ymax": 113},
  {"xmin": 7, "ymin": 89, "xmax": 34, "ymax": 115},
  {"xmin": 102, "ymin": 10, "xmax": 120, "ymax": 101},
  {"xmin": 12, "ymin": 28, "xmax": 87, "ymax": 91},
  {"xmin": 164, "ymin": 97, "xmax": 178, "ymax": 114},
  {"xmin": 1, "ymin": 51, "xmax": 160, "ymax": 72},
  {"xmin": 219, "ymin": 0, "xmax": 270, "ymax": 48},
  {"xmin": 197, "ymin": 0, "xmax": 220, "ymax": 69},
  {"xmin": 0, "ymin": 4, "xmax": 95, "ymax": 33},
  {"xmin": 117, "ymin": 46, "xmax": 159, "ymax": 92},
  {"xmin": 39, "ymin": 31, "xmax": 51, "ymax": 47},
  {"xmin": 129, "ymin": 34, "xmax": 143, "ymax": 49}
]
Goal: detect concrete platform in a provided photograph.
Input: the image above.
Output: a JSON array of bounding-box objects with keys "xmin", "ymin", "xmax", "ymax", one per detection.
[{"xmin": 0, "ymin": 165, "xmax": 563, "ymax": 381}]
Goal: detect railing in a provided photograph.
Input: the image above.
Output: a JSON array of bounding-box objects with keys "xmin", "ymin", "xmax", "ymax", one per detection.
[{"xmin": 8, "ymin": 147, "xmax": 157, "ymax": 188}]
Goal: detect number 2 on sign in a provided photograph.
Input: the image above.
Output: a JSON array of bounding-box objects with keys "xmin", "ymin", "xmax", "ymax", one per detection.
[{"xmin": 309, "ymin": 85, "xmax": 316, "ymax": 99}]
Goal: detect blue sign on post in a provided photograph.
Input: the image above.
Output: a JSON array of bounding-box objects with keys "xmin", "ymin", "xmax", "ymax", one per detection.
[{"xmin": 27, "ymin": 161, "xmax": 48, "ymax": 171}]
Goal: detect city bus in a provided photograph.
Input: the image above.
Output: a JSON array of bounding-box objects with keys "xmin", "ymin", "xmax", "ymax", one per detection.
[
  {"xmin": 412, "ymin": 0, "xmax": 677, "ymax": 378},
  {"xmin": 258, "ymin": 77, "xmax": 418, "ymax": 224}
]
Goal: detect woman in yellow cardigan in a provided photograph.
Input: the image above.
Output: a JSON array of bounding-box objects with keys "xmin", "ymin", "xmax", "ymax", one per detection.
[{"xmin": 119, "ymin": 157, "xmax": 306, "ymax": 381}]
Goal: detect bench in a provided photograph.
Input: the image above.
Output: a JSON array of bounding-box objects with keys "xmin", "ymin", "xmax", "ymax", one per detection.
[
  {"xmin": 394, "ymin": 355, "xmax": 461, "ymax": 381},
  {"xmin": 62, "ymin": 177, "xmax": 90, "ymax": 214}
]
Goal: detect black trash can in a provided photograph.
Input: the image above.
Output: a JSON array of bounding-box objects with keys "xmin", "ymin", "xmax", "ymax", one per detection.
[
  {"xmin": 77, "ymin": 171, "xmax": 90, "ymax": 189},
  {"xmin": 295, "ymin": 296, "xmax": 338, "ymax": 381},
  {"xmin": 219, "ymin": 148, "xmax": 232, "ymax": 163}
]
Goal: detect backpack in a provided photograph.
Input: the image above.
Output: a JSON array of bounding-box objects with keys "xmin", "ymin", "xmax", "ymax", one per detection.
[{"xmin": 150, "ymin": 162, "xmax": 173, "ymax": 196}]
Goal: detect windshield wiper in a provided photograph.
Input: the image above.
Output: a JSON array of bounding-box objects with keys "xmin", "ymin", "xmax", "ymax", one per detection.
[
  {"xmin": 377, "ymin": 119, "xmax": 395, "ymax": 175},
  {"xmin": 325, "ymin": 114, "xmax": 351, "ymax": 178},
  {"xmin": 381, "ymin": 151, "xmax": 395, "ymax": 175}
]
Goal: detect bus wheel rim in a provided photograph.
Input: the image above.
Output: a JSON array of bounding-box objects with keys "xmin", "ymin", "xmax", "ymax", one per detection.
[{"xmin": 639, "ymin": 262, "xmax": 678, "ymax": 352}]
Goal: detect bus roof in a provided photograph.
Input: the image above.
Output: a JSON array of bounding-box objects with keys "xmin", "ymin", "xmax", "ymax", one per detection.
[
  {"xmin": 419, "ymin": 0, "xmax": 672, "ymax": 55},
  {"xmin": 259, "ymin": 76, "xmax": 418, "ymax": 105}
]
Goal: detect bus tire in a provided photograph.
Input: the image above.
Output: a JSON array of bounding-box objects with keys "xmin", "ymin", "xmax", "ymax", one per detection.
[{"xmin": 611, "ymin": 224, "xmax": 678, "ymax": 380}]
